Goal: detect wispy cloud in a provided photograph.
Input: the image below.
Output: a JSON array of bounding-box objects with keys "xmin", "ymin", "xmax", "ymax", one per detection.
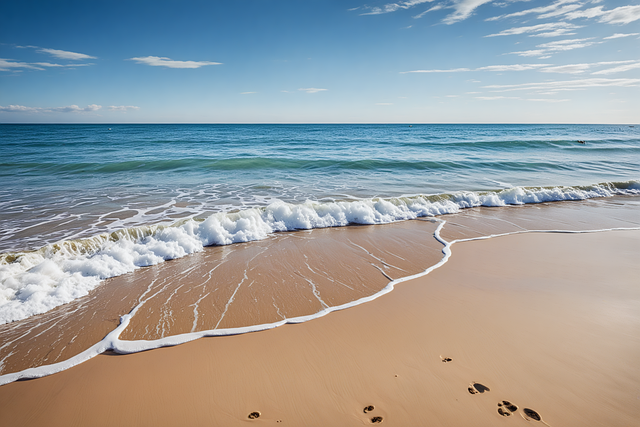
[
  {"xmin": 443, "ymin": 0, "xmax": 495, "ymax": 24},
  {"xmin": 50, "ymin": 104, "xmax": 102, "ymax": 112},
  {"xmin": 483, "ymin": 77, "xmax": 640, "ymax": 92},
  {"xmin": 129, "ymin": 56, "xmax": 222, "ymax": 68},
  {"xmin": 360, "ymin": 0, "xmax": 434, "ymax": 15},
  {"xmin": 603, "ymin": 32, "xmax": 639, "ymax": 39},
  {"xmin": 413, "ymin": 4, "xmax": 444, "ymax": 18},
  {"xmin": 486, "ymin": 0, "xmax": 581, "ymax": 21},
  {"xmin": 485, "ymin": 22, "xmax": 583, "ymax": 37},
  {"xmin": 375, "ymin": 102, "xmax": 394, "ymax": 105},
  {"xmin": 592, "ymin": 61, "xmax": 640, "ymax": 75},
  {"xmin": 538, "ymin": 60, "xmax": 638, "ymax": 74},
  {"xmin": 510, "ymin": 37, "xmax": 600, "ymax": 57},
  {"xmin": 485, "ymin": 2, "xmax": 640, "ymax": 25},
  {"xmin": 358, "ymin": 0, "xmax": 498, "ymax": 24},
  {"xmin": 565, "ymin": 5, "xmax": 640, "ymax": 25},
  {"xmin": 108, "ymin": 105, "xmax": 140, "ymax": 111},
  {"xmin": 0, "ymin": 58, "xmax": 43, "ymax": 71},
  {"xmin": 0, "ymin": 104, "xmax": 103, "ymax": 113},
  {"xmin": 401, "ymin": 63, "xmax": 552, "ymax": 73},
  {"xmin": 0, "ymin": 105, "xmax": 41, "ymax": 112},
  {"xmin": 298, "ymin": 88, "xmax": 328, "ymax": 93},
  {"xmin": 241, "ymin": 92, "xmax": 257, "ymax": 95},
  {"xmin": 38, "ymin": 48, "xmax": 96, "ymax": 60}
]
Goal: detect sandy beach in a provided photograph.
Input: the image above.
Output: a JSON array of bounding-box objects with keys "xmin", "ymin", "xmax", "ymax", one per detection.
[{"xmin": 1, "ymin": 224, "xmax": 638, "ymax": 426}]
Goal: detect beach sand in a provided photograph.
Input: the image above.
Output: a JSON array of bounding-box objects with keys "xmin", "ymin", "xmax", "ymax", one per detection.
[{"xmin": 1, "ymin": 224, "xmax": 638, "ymax": 426}]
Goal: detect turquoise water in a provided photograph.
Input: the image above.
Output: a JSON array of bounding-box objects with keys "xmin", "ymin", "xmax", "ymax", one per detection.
[{"xmin": 2, "ymin": 123, "xmax": 639, "ymax": 252}]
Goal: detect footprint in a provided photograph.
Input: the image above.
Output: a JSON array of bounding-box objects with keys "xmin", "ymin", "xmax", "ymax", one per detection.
[
  {"xmin": 363, "ymin": 405, "xmax": 375, "ymax": 414},
  {"xmin": 248, "ymin": 411, "xmax": 261, "ymax": 419},
  {"xmin": 441, "ymin": 356, "xmax": 452, "ymax": 363},
  {"xmin": 497, "ymin": 401, "xmax": 518, "ymax": 417},
  {"xmin": 468, "ymin": 382, "xmax": 490, "ymax": 394},
  {"xmin": 523, "ymin": 408, "xmax": 541, "ymax": 421},
  {"xmin": 370, "ymin": 416, "xmax": 384, "ymax": 423}
]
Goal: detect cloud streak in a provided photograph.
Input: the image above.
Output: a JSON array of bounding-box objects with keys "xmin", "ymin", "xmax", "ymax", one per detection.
[
  {"xmin": 401, "ymin": 63, "xmax": 552, "ymax": 73},
  {"xmin": 108, "ymin": 106, "xmax": 140, "ymax": 111},
  {"xmin": 565, "ymin": 5, "xmax": 640, "ymax": 25},
  {"xmin": 485, "ymin": 22, "xmax": 583, "ymax": 37},
  {"xmin": 37, "ymin": 48, "xmax": 96, "ymax": 60},
  {"xmin": 483, "ymin": 78, "xmax": 640, "ymax": 92},
  {"xmin": 510, "ymin": 37, "xmax": 600, "ymax": 57},
  {"xmin": 298, "ymin": 88, "xmax": 328, "ymax": 93},
  {"xmin": 0, "ymin": 104, "xmax": 103, "ymax": 113},
  {"xmin": 359, "ymin": 0, "xmax": 434, "ymax": 15},
  {"xmin": 129, "ymin": 56, "xmax": 222, "ymax": 68}
]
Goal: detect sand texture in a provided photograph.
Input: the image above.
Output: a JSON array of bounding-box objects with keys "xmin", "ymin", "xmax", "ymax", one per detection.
[{"xmin": 1, "ymin": 227, "xmax": 638, "ymax": 426}]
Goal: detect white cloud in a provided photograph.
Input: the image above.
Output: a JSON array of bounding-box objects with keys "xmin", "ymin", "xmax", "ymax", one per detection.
[
  {"xmin": 0, "ymin": 104, "xmax": 103, "ymax": 113},
  {"xmin": 483, "ymin": 77, "xmax": 640, "ymax": 92},
  {"xmin": 444, "ymin": 0, "xmax": 494, "ymax": 24},
  {"xmin": 485, "ymin": 0, "xmax": 580, "ymax": 21},
  {"xmin": 485, "ymin": 22, "xmax": 583, "ymax": 37},
  {"xmin": 0, "ymin": 105, "xmax": 40, "ymax": 112},
  {"xmin": 31, "ymin": 62, "xmax": 64, "ymax": 67},
  {"xmin": 50, "ymin": 104, "xmax": 102, "ymax": 113},
  {"xmin": 108, "ymin": 106, "xmax": 140, "ymax": 111},
  {"xmin": 565, "ymin": 5, "xmax": 640, "ymax": 24},
  {"xmin": 592, "ymin": 62, "xmax": 640, "ymax": 75},
  {"xmin": 510, "ymin": 37, "xmax": 600, "ymax": 57},
  {"xmin": 604, "ymin": 32, "xmax": 639, "ymax": 39},
  {"xmin": 413, "ymin": 4, "xmax": 444, "ymax": 18},
  {"xmin": 0, "ymin": 58, "xmax": 44, "ymax": 71},
  {"xmin": 537, "ymin": 37, "xmax": 600, "ymax": 51},
  {"xmin": 486, "ymin": 0, "xmax": 580, "ymax": 21},
  {"xmin": 298, "ymin": 88, "xmax": 328, "ymax": 93},
  {"xmin": 538, "ymin": 4, "xmax": 584, "ymax": 19},
  {"xmin": 538, "ymin": 60, "xmax": 637, "ymax": 74},
  {"xmin": 401, "ymin": 63, "xmax": 551, "ymax": 73},
  {"xmin": 360, "ymin": 0, "xmax": 434, "ymax": 15},
  {"xmin": 37, "ymin": 48, "xmax": 96, "ymax": 60},
  {"xmin": 241, "ymin": 92, "xmax": 257, "ymax": 95},
  {"xmin": 540, "ymin": 63, "xmax": 593, "ymax": 74},
  {"xmin": 477, "ymin": 64, "xmax": 552, "ymax": 71},
  {"xmin": 129, "ymin": 56, "xmax": 222, "ymax": 68},
  {"xmin": 530, "ymin": 28, "xmax": 579, "ymax": 37}
]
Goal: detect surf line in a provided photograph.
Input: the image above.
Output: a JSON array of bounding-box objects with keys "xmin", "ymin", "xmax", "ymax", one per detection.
[{"xmin": 1, "ymin": 222, "xmax": 639, "ymax": 386}]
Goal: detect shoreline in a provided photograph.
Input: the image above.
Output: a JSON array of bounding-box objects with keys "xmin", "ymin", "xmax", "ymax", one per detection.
[
  {"xmin": 1, "ymin": 196, "xmax": 639, "ymax": 383},
  {"xmin": 1, "ymin": 229, "xmax": 638, "ymax": 425}
]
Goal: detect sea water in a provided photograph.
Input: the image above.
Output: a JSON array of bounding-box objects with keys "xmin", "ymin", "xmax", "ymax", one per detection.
[{"xmin": 1, "ymin": 123, "xmax": 639, "ymax": 325}]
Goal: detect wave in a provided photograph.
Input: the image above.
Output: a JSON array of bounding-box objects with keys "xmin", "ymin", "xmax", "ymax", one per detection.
[
  {"xmin": 1, "ymin": 180, "xmax": 639, "ymax": 325},
  {"xmin": 3, "ymin": 156, "xmax": 630, "ymax": 175}
]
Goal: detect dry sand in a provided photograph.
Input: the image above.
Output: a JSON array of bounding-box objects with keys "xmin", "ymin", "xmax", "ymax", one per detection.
[{"xmin": 1, "ymin": 228, "xmax": 638, "ymax": 427}]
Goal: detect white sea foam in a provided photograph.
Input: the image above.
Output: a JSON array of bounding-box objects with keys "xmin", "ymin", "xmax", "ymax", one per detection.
[{"xmin": 0, "ymin": 181, "xmax": 639, "ymax": 325}]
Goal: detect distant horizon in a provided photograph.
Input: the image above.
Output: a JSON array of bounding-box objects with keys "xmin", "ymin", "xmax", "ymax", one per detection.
[{"xmin": 1, "ymin": 122, "xmax": 638, "ymax": 125}]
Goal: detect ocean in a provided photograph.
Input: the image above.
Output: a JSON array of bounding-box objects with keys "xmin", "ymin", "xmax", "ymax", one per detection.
[{"xmin": 0, "ymin": 123, "xmax": 639, "ymax": 383}]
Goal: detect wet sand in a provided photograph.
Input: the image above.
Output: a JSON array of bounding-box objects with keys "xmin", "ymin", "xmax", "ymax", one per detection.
[{"xmin": 1, "ymin": 225, "xmax": 639, "ymax": 425}]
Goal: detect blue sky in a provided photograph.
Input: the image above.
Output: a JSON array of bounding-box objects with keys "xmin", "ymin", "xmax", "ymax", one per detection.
[{"xmin": 1, "ymin": 0, "xmax": 639, "ymax": 123}]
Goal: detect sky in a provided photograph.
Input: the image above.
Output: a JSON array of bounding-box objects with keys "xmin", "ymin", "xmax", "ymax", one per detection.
[{"xmin": 1, "ymin": 0, "xmax": 639, "ymax": 123}]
